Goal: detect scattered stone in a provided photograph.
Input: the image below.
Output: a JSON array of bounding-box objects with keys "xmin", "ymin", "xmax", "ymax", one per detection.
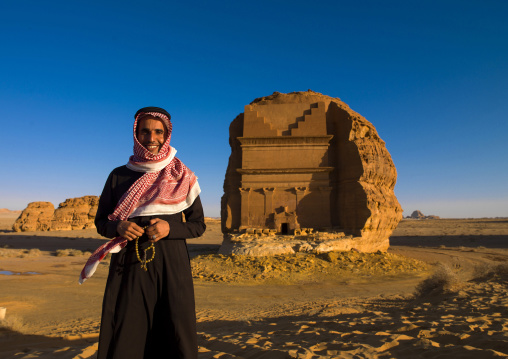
[
  {"xmin": 218, "ymin": 230, "xmax": 396, "ymax": 257},
  {"xmin": 191, "ymin": 251, "xmax": 428, "ymax": 284}
]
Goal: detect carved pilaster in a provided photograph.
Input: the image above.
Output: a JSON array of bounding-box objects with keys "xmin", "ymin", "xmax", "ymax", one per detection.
[
  {"xmin": 294, "ymin": 186, "xmax": 308, "ymax": 207},
  {"xmin": 239, "ymin": 187, "xmax": 251, "ymax": 229},
  {"xmin": 262, "ymin": 187, "xmax": 276, "ymax": 216},
  {"xmin": 318, "ymin": 186, "xmax": 333, "ymax": 192},
  {"xmin": 318, "ymin": 186, "xmax": 333, "ymax": 227}
]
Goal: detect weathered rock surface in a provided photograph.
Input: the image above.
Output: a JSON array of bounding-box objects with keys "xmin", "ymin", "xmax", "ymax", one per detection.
[
  {"xmin": 221, "ymin": 90, "xmax": 402, "ymax": 254},
  {"xmin": 12, "ymin": 202, "xmax": 55, "ymax": 232},
  {"xmin": 51, "ymin": 196, "xmax": 100, "ymax": 231},
  {"xmin": 13, "ymin": 196, "xmax": 99, "ymax": 232},
  {"xmin": 218, "ymin": 231, "xmax": 391, "ymax": 257}
]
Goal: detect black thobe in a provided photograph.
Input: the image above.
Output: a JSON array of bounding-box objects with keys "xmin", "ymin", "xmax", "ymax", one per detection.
[{"xmin": 95, "ymin": 165, "xmax": 206, "ymax": 359}]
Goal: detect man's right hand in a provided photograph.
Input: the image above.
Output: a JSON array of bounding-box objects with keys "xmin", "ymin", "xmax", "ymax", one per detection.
[{"xmin": 117, "ymin": 220, "xmax": 145, "ymax": 241}]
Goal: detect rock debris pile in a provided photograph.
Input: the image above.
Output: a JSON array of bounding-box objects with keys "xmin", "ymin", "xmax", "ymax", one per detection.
[{"xmin": 191, "ymin": 251, "xmax": 428, "ymax": 284}]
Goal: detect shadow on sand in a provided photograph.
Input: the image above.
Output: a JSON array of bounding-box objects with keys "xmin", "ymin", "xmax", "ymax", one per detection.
[
  {"xmin": 390, "ymin": 234, "xmax": 508, "ymax": 249},
  {"xmin": 0, "ymin": 235, "xmax": 106, "ymax": 252},
  {"xmin": 0, "ymin": 327, "xmax": 98, "ymax": 358},
  {"xmin": 0, "ymin": 233, "xmax": 221, "ymax": 258}
]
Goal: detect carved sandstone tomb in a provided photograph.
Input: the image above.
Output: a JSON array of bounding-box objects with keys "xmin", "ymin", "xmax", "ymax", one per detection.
[{"xmin": 221, "ymin": 90, "xmax": 402, "ymax": 254}]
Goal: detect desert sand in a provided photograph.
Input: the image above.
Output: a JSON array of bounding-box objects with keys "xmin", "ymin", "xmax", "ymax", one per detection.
[{"xmin": 1, "ymin": 213, "xmax": 507, "ymax": 358}]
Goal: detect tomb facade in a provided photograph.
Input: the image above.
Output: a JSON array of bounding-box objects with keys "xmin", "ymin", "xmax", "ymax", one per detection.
[{"xmin": 221, "ymin": 90, "xmax": 402, "ymax": 253}]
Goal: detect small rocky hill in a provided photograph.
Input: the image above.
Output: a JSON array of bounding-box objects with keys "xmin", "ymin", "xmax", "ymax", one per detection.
[
  {"xmin": 408, "ymin": 210, "xmax": 440, "ymax": 220},
  {"xmin": 0, "ymin": 208, "xmax": 21, "ymax": 214}
]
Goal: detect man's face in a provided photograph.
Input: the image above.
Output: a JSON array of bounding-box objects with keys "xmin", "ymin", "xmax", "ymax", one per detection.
[{"xmin": 136, "ymin": 117, "xmax": 167, "ymax": 154}]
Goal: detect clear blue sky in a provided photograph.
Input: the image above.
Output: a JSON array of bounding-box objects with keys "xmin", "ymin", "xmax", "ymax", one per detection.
[{"xmin": 1, "ymin": 0, "xmax": 507, "ymax": 218}]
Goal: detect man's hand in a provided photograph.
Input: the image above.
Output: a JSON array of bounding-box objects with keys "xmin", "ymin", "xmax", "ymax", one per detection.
[
  {"xmin": 117, "ymin": 220, "xmax": 145, "ymax": 241},
  {"xmin": 145, "ymin": 218, "xmax": 170, "ymax": 242}
]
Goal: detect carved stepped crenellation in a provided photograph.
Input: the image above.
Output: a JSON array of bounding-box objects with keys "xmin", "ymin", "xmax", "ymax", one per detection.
[
  {"xmin": 291, "ymin": 102, "xmax": 327, "ymax": 136},
  {"xmin": 243, "ymin": 106, "xmax": 279, "ymax": 137}
]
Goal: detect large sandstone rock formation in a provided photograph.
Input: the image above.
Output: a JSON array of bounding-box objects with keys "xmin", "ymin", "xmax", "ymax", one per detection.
[
  {"xmin": 12, "ymin": 202, "xmax": 55, "ymax": 232},
  {"xmin": 221, "ymin": 90, "xmax": 402, "ymax": 254},
  {"xmin": 51, "ymin": 196, "xmax": 100, "ymax": 230},
  {"xmin": 13, "ymin": 196, "xmax": 99, "ymax": 232}
]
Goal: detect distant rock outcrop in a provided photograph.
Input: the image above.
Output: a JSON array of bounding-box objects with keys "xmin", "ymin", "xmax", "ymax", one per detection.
[
  {"xmin": 12, "ymin": 202, "xmax": 55, "ymax": 232},
  {"xmin": 425, "ymin": 215, "xmax": 441, "ymax": 219},
  {"xmin": 410, "ymin": 210, "xmax": 425, "ymax": 219},
  {"xmin": 51, "ymin": 196, "xmax": 100, "ymax": 231},
  {"xmin": 408, "ymin": 210, "xmax": 440, "ymax": 220},
  {"xmin": 13, "ymin": 196, "xmax": 99, "ymax": 232},
  {"xmin": 0, "ymin": 208, "xmax": 21, "ymax": 214}
]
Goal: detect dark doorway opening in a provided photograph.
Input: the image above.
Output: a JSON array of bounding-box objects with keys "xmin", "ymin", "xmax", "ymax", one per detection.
[{"xmin": 281, "ymin": 223, "xmax": 289, "ymax": 234}]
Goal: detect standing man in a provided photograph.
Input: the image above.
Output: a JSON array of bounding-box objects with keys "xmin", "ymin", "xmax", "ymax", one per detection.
[{"xmin": 80, "ymin": 107, "xmax": 205, "ymax": 359}]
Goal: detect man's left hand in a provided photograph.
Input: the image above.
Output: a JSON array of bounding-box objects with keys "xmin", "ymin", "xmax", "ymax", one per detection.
[{"xmin": 145, "ymin": 218, "xmax": 170, "ymax": 242}]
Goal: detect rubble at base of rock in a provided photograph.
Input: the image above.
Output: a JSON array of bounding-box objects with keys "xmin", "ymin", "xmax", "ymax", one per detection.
[{"xmin": 218, "ymin": 231, "xmax": 389, "ymax": 257}]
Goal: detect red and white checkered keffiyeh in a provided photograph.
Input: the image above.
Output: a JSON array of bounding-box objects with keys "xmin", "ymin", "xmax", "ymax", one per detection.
[{"xmin": 79, "ymin": 111, "xmax": 200, "ymax": 284}]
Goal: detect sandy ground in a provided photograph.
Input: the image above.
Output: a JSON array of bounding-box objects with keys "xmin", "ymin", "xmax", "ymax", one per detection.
[{"xmin": 0, "ymin": 213, "xmax": 507, "ymax": 358}]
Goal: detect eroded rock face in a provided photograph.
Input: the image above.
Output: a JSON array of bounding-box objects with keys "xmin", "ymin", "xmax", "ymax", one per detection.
[
  {"xmin": 13, "ymin": 196, "xmax": 99, "ymax": 232},
  {"xmin": 12, "ymin": 202, "xmax": 55, "ymax": 232},
  {"xmin": 221, "ymin": 90, "xmax": 402, "ymax": 254},
  {"xmin": 51, "ymin": 196, "xmax": 99, "ymax": 230}
]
